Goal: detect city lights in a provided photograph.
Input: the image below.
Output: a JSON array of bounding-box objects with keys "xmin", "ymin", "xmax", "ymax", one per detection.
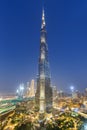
[
  {"xmin": 70, "ymin": 86, "xmax": 74, "ymax": 92},
  {"xmin": 16, "ymin": 89, "xmax": 19, "ymax": 94},
  {"xmin": 0, "ymin": 1, "xmax": 87, "ymax": 130},
  {"xmin": 16, "ymin": 83, "xmax": 25, "ymax": 98}
]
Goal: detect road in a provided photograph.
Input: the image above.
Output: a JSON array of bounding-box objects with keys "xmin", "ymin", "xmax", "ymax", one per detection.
[{"xmin": 0, "ymin": 105, "xmax": 15, "ymax": 114}]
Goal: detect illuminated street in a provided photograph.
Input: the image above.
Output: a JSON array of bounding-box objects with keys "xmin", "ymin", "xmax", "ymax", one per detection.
[{"xmin": 0, "ymin": 96, "xmax": 87, "ymax": 130}]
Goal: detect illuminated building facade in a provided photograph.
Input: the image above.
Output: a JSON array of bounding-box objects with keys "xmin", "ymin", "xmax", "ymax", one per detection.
[
  {"xmin": 35, "ymin": 9, "xmax": 52, "ymax": 113},
  {"xmin": 53, "ymin": 86, "xmax": 58, "ymax": 100},
  {"xmin": 29, "ymin": 79, "xmax": 35, "ymax": 97}
]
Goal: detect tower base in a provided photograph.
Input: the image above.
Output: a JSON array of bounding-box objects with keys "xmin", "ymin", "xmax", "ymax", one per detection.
[{"xmin": 39, "ymin": 112, "xmax": 45, "ymax": 121}]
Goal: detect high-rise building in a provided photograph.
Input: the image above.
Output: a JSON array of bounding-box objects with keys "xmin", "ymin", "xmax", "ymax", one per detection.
[
  {"xmin": 29, "ymin": 79, "xmax": 35, "ymax": 97},
  {"xmin": 85, "ymin": 88, "xmax": 87, "ymax": 97},
  {"xmin": 35, "ymin": 8, "xmax": 52, "ymax": 113},
  {"xmin": 26, "ymin": 82, "xmax": 30, "ymax": 97},
  {"xmin": 53, "ymin": 86, "xmax": 58, "ymax": 100}
]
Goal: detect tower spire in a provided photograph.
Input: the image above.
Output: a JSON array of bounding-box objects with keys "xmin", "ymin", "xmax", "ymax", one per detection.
[{"xmin": 41, "ymin": 7, "xmax": 46, "ymax": 29}]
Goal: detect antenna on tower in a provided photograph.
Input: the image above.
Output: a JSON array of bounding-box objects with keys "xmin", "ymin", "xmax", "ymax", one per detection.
[
  {"xmin": 42, "ymin": 0, "xmax": 45, "ymax": 11},
  {"xmin": 41, "ymin": 0, "xmax": 46, "ymax": 29}
]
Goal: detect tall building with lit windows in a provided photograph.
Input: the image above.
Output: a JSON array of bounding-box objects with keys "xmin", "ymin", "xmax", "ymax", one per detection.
[
  {"xmin": 35, "ymin": 8, "xmax": 53, "ymax": 113},
  {"xmin": 29, "ymin": 79, "xmax": 35, "ymax": 97}
]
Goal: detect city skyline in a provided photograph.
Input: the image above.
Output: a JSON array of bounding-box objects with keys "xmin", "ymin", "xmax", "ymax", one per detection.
[{"xmin": 0, "ymin": 0, "xmax": 87, "ymax": 94}]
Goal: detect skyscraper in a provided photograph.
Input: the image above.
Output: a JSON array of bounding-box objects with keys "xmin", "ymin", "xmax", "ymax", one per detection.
[
  {"xmin": 35, "ymin": 8, "xmax": 52, "ymax": 113},
  {"xmin": 29, "ymin": 79, "xmax": 35, "ymax": 97}
]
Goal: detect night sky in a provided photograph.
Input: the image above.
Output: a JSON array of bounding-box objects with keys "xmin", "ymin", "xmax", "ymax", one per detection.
[{"xmin": 0, "ymin": 0, "xmax": 87, "ymax": 94}]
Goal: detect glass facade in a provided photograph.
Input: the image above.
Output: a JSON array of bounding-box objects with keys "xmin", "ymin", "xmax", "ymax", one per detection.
[{"xmin": 35, "ymin": 9, "xmax": 52, "ymax": 113}]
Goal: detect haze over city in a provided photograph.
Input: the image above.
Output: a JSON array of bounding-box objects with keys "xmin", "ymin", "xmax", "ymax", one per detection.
[{"xmin": 0, "ymin": 0, "xmax": 87, "ymax": 94}]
